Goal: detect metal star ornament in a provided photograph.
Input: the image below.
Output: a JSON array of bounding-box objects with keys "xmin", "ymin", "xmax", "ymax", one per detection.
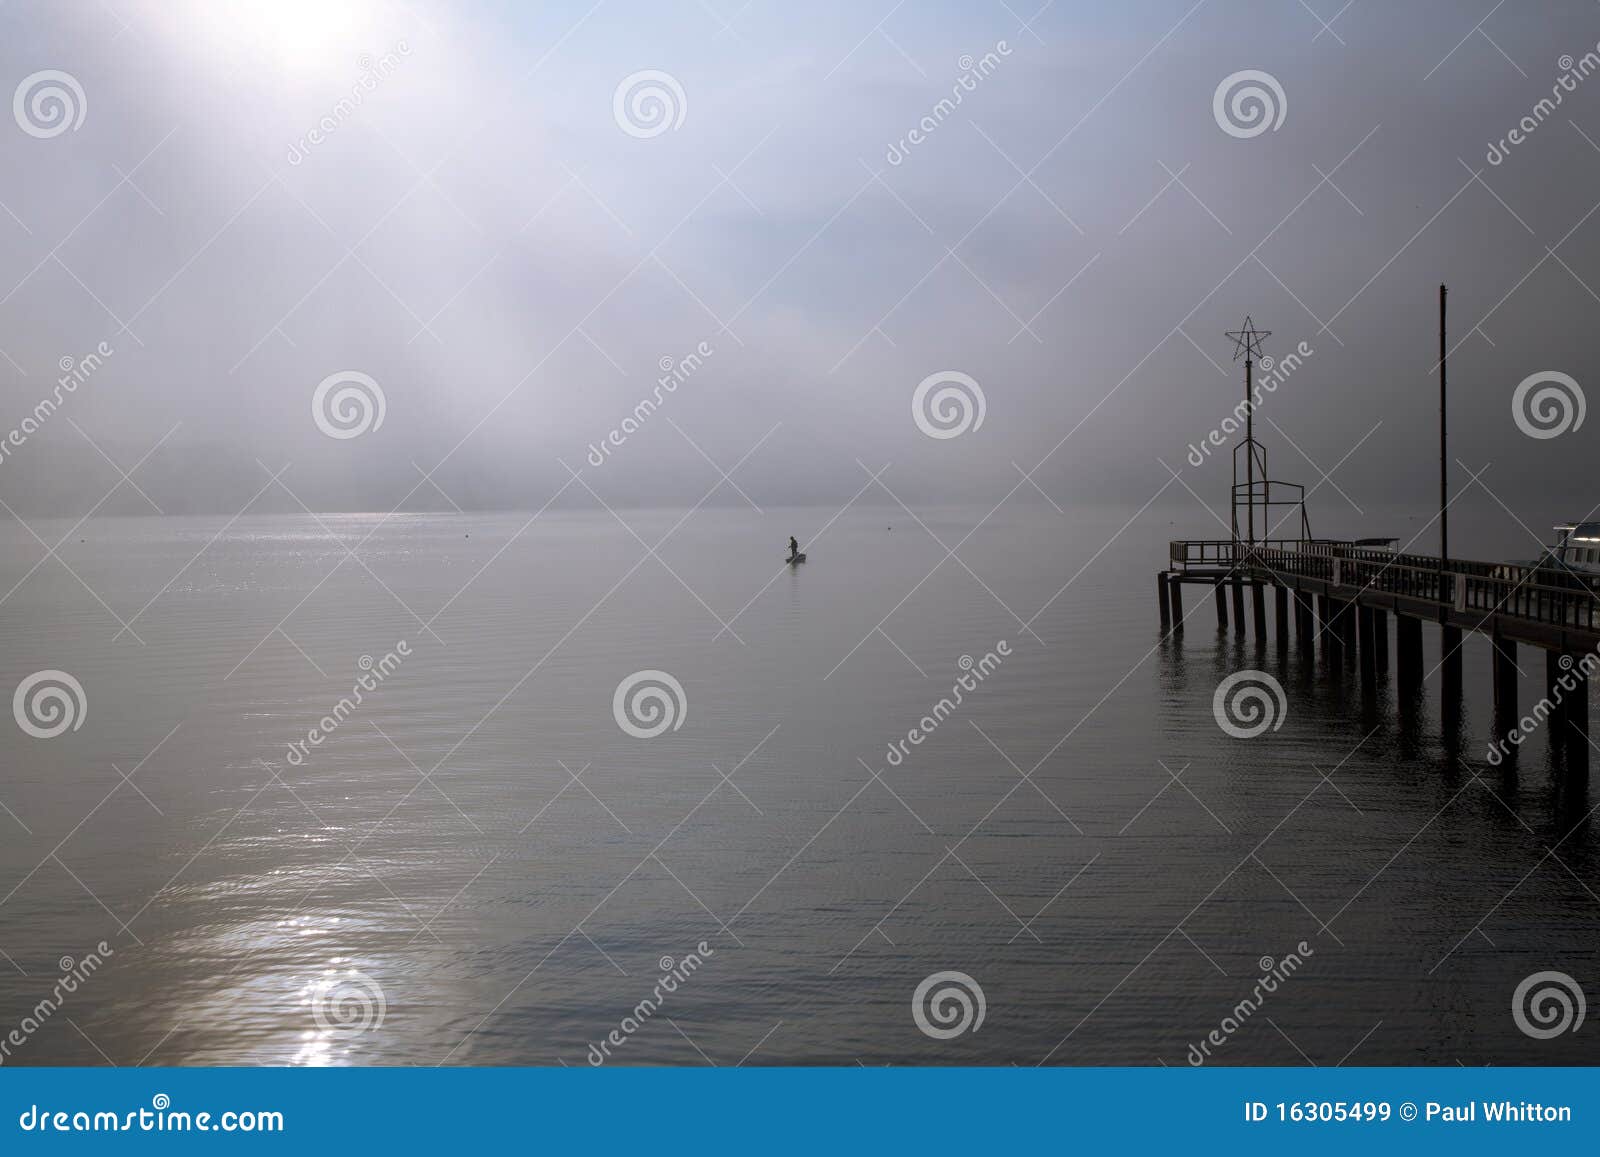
[{"xmin": 1225, "ymin": 316, "xmax": 1271, "ymax": 362}]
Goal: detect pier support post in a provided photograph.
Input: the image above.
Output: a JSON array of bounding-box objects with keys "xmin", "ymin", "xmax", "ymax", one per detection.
[
  {"xmin": 1325, "ymin": 599, "xmax": 1354, "ymax": 658},
  {"xmin": 1546, "ymin": 651, "xmax": 1570, "ymax": 758},
  {"xmin": 1491, "ymin": 632, "xmax": 1518, "ymax": 734},
  {"xmin": 1275, "ymin": 586, "xmax": 1289, "ymax": 649},
  {"xmin": 1441, "ymin": 624, "xmax": 1463, "ymax": 714},
  {"xmin": 1158, "ymin": 573, "xmax": 1171, "ymax": 632},
  {"xmin": 1295, "ymin": 591, "xmax": 1315, "ymax": 648},
  {"xmin": 1168, "ymin": 575, "xmax": 1184, "ymax": 633},
  {"xmin": 1214, "ymin": 581, "xmax": 1228, "ymax": 629},
  {"xmin": 1318, "ymin": 595, "xmax": 1339, "ymax": 660},
  {"xmin": 1396, "ymin": 615, "xmax": 1422, "ymax": 692},
  {"xmin": 1231, "ymin": 579, "xmax": 1246, "ymax": 635},
  {"xmin": 1372, "ymin": 610, "xmax": 1388, "ymax": 672},
  {"xmin": 1567, "ymin": 655, "xmax": 1590, "ymax": 776},
  {"xmin": 1251, "ymin": 582, "xmax": 1267, "ymax": 640},
  {"xmin": 1357, "ymin": 606, "xmax": 1377, "ymax": 681},
  {"xmin": 1325, "ymin": 599, "xmax": 1354, "ymax": 673}
]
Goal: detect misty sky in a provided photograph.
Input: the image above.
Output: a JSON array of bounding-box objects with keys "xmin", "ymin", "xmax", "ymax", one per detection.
[{"xmin": 1, "ymin": 0, "xmax": 1598, "ymax": 526}]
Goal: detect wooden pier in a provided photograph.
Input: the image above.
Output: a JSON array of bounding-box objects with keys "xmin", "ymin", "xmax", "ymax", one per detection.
[{"xmin": 1158, "ymin": 539, "xmax": 1597, "ymax": 771}]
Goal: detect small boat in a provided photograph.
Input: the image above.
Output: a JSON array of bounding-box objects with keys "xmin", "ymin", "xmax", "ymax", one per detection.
[
  {"xmin": 787, "ymin": 552, "xmax": 807, "ymax": 564},
  {"xmin": 1504, "ymin": 522, "xmax": 1600, "ymax": 584}
]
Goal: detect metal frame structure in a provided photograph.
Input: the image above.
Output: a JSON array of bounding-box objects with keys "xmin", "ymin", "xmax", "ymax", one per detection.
[{"xmin": 1222, "ymin": 316, "xmax": 1311, "ymax": 546}]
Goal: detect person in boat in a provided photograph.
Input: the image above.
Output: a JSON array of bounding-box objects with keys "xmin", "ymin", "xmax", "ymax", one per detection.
[{"xmin": 788, "ymin": 535, "xmax": 799, "ymax": 560}]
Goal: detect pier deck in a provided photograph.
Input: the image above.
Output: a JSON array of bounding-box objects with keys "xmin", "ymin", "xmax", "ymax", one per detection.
[
  {"xmin": 1168, "ymin": 539, "xmax": 1600, "ymax": 652},
  {"xmin": 1158, "ymin": 539, "xmax": 1598, "ymax": 770}
]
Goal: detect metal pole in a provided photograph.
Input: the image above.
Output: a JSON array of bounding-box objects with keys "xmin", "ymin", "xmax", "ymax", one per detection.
[
  {"xmin": 1439, "ymin": 283, "xmax": 1448, "ymax": 567},
  {"xmin": 1245, "ymin": 355, "xmax": 1254, "ymax": 545}
]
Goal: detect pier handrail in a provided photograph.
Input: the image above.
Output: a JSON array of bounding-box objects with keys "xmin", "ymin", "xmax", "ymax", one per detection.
[
  {"xmin": 1169, "ymin": 539, "xmax": 1309, "ymax": 566},
  {"xmin": 1169, "ymin": 538, "xmax": 1600, "ymax": 634}
]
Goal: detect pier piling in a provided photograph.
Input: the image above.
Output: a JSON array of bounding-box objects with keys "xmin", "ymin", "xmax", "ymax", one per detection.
[
  {"xmin": 1294, "ymin": 590, "xmax": 1315, "ymax": 648},
  {"xmin": 1325, "ymin": 599, "xmax": 1355, "ymax": 657},
  {"xmin": 1546, "ymin": 651, "xmax": 1569, "ymax": 756},
  {"xmin": 1396, "ymin": 614, "xmax": 1422, "ymax": 692},
  {"xmin": 1357, "ymin": 606, "xmax": 1377, "ymax": 681},
  {"xmin": 1163, "ymin": 536, "xmax": 1597, "ymax": 774},
  {"xmin": 1491, "ymin": 632, "xmax": 1518, "ymax": 734},
  {"xmin": 1441, "ymin": 625, "xmax": 1464, "ymax": 712},
  {"xmin": 1567, "ymin": 657, "xmax": 1590, "ymax": 775}
]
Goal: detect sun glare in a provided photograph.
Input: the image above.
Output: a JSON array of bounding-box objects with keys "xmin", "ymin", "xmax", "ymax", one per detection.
[{"xmin": 203, "ymin": 0, "xmax": 378, "ymax": 73}]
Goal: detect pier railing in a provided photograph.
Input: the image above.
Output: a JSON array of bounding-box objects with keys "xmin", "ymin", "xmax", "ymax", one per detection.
[{"xmin": 1169, "ymin": 539, "xmax": 1600, "ymax": 634}]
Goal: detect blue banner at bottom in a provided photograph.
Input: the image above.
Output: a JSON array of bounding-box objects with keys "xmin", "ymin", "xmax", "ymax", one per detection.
[{"xmin": 0, "ymin": 1067, "xmax": 1594, "ymax": 1151}]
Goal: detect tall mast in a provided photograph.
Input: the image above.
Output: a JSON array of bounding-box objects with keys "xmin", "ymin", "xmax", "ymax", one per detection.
[
  {"xmin": 1439, "ymin": 284, "xmax": 1448, "ymax": 567},
  {"xmin": 1246, "ymin": 352, "xmax": 1254, "ymax": 544},
  {"xmin": 1225, "ymin": 316, "xmax": 1271, "ymax": 546}
]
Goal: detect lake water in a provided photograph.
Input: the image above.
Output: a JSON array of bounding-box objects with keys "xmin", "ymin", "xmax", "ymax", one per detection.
[{"xmin": 0, "ymin": 502, "xmax": 1595, "ymax": 1066}]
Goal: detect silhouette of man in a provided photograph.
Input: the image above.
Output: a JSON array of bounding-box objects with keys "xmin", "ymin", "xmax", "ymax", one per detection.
[{"xmin": 788, "ymin": 536, "xmax": 799, "ymax": 559}]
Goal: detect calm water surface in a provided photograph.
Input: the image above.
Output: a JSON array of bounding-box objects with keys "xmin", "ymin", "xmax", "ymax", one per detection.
[{"xmin": 0, "ymin": 503, "xmax": 1595, "ymax": 1065}]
